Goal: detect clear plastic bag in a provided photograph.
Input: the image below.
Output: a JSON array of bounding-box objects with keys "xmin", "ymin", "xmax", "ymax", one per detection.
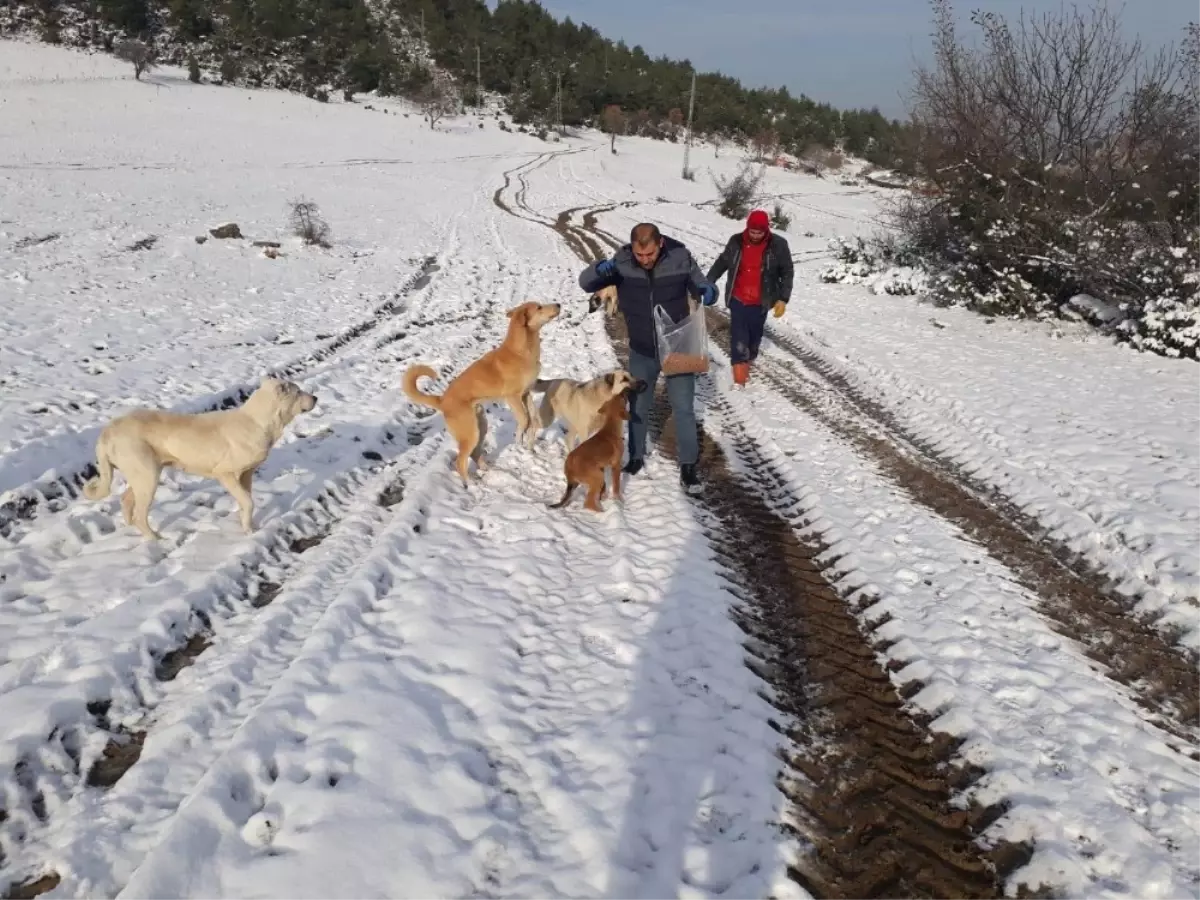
[{"xmin": 654, "ymin": 302, "xmax": 710, "ymax": 375}]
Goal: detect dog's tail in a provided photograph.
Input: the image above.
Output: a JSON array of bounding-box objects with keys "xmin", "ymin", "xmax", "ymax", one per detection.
[
  {"xmin": 82, "ymin": 431, "xmax": 115, "ymax": 501},
  {"xmin": 402, "ymin": 364, "xmax": 444, "ymax": 411},
  {"xmin": 547, "ymin": 482, "xmax": 577, "ymax": 509}
]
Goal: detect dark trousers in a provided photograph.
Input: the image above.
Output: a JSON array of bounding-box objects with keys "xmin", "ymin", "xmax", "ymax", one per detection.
[
  {"xmin": 626, "ymin": 350, "xmax": 699, "ymax": 466},
  {"xmin": 729, "ymin": 297, "xmax": 769, "ymax": 364}
]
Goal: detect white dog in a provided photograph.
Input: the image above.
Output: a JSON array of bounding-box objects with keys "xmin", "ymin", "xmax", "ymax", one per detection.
[
  {"xmin": 82, "ymin": 377, "xmax": 317, "ymax": 540},
  {"xmin": 532, "ymin": 369, "xmax": 646, "ymax": 449}
]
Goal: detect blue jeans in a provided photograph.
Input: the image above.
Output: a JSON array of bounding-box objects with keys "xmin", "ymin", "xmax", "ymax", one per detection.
[
  {"xmin": 626, "ymin": 350, "xmax": 699, "ymax": 466},
  {"xmin": 729, "ymin": 297, "xmax": 769, "ymax": 364}
]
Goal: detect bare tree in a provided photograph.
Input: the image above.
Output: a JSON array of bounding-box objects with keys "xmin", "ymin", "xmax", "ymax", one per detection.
[
  {"xmin": 751, "ymin": 127, "xmax": 777, "ymax": 162},
  {"xmin": 419, "ymin": 72, "xmax": 459, "ymax": 130},
  {"xmin": 289, "ymin": 198, "xmax": 332, "ymax": 248},
  {"xmin": 116, "ymin": 39, "xmax": 156, "ymax": 80},
  {"xmin": 602, "ymin": 104, "xmax": 626, "ymax": 153},
  {"xmin": 885, "ymin": 0, "xmax": 1199, "ymax": 354}
]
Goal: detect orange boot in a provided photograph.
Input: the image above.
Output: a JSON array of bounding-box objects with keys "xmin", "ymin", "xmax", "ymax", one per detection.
[{"xmin": 732, "ymin": 362, "xmax": 750, "ymax": 386}]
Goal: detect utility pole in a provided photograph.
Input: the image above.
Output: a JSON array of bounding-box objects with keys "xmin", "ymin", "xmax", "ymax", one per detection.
[
  {"xmin": 475, "ymin": 42, "xmax": 481, "ymax": 107},
  {"xmin": 681, "ymin": 68, "xmax": 696, "ymax": 179}
]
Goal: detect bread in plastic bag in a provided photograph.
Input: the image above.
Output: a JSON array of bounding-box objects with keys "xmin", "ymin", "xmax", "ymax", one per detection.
[{"xmin": 654, "ymin": 301, "xmax": 710, "ymax": 375}]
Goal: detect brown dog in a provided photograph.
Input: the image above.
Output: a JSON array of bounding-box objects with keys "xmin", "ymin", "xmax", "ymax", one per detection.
[
  {"xmin": 402, "ymin": 301, "xmax": 561, "ymax": 483},
  {"xmin": 548, "ymin": 393, "xmax": 628, "ymax": 513}
]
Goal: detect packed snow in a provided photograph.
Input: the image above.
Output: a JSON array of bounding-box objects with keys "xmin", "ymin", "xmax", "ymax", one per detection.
[{"xmin": 1, "ymin": 40, "xmax": 1197, "ymax": 900}]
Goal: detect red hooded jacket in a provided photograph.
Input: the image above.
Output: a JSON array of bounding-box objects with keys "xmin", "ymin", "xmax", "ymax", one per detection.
[{"xmin": 732, "ymin": 209, "xmax": 770, "ymax": 305}]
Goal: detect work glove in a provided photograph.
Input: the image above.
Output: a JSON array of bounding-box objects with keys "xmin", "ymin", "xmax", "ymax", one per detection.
[
  {"xmin": 595, "ymin": 258, "xmax": 617, "ymax": 279},
  {"xmin": 699, "ymin": 283, "xmax": 718, "ymax": 306},
  {"xmin": 772, "ymin": 301, "xmax": 787, "ymax": 318}
]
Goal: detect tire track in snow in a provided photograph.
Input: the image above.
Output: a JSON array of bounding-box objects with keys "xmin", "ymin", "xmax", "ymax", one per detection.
[
  {"xmin": 706, "ymin": 319, "xmax": 1200, "ymax": 740},
  {"xmin": 0, "ymin": 234, "xmax": 471, "ymax": 667},
  {"xmin": 17, "ymin": 170, "xmax": 550, "ymax": 899},
  {"xmin": 519, "ymin": 199, "xmax": 1021, "ymax": 896},
  {"xmin": 568, "ymin": 199, "xmax": 1200, "ymax": 897},
  {"xmin": 0, "ymin": 177, "xmax": 533, "ymax": 897},
  {"xmin": 0, "ymin": 250, "xmax": 446, "ymax": 539},
  {"xmin": 0, "ymin": 403, "xmax": 444, "ymax": 899},
  {"xmin": 0, "ymin": 434, "xmax": 450, "ymax": 899},
  {"xmin": 582, "ymin": 202, "xmax": 1200, "ymax": 733}
]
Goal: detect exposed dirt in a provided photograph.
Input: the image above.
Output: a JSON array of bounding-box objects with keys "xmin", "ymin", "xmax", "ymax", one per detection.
[
  {"xmin": 2, "ymin": 872, "xmax": 60, "ymax": 900},
  {"xmin": 661, "ymin": 394, "xmax": 1028, "ymax": 897},
  {"xmin": 707, "ymin": 315, "xmax": 1200, "ymax": 743},
  {"xmin": 86, "ymin": 730, "xmax": 146, "ymax": 789},
  {"xmin": 155, "ymin": 631, "xmax": 214, "ymax": 682},
  {"xmin": 536, "ymin": 197, "xmax": 1030, "ymax": 897}
]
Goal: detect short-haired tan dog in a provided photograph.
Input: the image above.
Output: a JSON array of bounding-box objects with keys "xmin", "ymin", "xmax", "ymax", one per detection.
[
  {"xmin": 534, "ymin": 369, "xmax": 647, "ymax": 449},
  {"xmin": 587, "ymin": 284, "xmax": 619, "ymax": 317},
  {"xmin": 402, "ymin": 301, "xmax": 561, "ymax": 484},
  {"xmin": 548, "ymin": 393, "xmax": 629, "ymax": 513},
  {"xmin": 82, "ymin": 377, "xmax": 318, "ymax": 541}
]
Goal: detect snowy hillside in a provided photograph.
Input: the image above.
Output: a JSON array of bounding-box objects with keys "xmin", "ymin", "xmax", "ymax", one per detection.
[{"xmin": 1, "ymin": 41, "xmax": 1198, "ymax": 900}]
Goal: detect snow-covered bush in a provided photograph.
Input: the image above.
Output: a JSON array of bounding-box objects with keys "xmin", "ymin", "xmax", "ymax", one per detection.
[
  {"xmin": 820, "ymin": 235, "xmax": 928, "ymax": 297},
  {"xmin": 865, "ymin": 0, "xmax": 1200, "ymax": 359}
]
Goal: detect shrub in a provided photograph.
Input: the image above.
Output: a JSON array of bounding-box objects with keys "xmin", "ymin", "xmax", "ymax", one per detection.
[
  {"xmin": 115, "ymin": 39, "xmax": 155, "ymax": 80},
  {"xmin": 884, "ymin": 0, "xmax": 1199, "ymax": 357},
  {"xmin": 714, "ymin": 162, "xmax": 764, "ymax": 220},
  {"xmin": 289, "ymin": 198, "xmax": 332, "ymax": 248},
  {"xmin": 770, "ymin": 203, "xmax": 791, "ymax": 231}
]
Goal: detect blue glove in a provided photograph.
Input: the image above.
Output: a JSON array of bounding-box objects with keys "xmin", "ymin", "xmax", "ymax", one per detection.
[
  {"xmin": 595, "ymin": 258, "xmax": 617, "ymax": 279},
  {"xmin": 699, "ymin": 283, "xmax": 718, "ymax": 306}
]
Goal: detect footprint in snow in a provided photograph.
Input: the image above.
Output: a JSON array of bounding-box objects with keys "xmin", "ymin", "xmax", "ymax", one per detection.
[{"xmin": 580, "ymin": 630, "xmax": 634, "ymax": 666}]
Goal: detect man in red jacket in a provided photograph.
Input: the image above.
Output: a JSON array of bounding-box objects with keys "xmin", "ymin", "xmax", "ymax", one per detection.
[{"xmin": 706, "ymin": 209, "xmax": 794, "ymax": 386}]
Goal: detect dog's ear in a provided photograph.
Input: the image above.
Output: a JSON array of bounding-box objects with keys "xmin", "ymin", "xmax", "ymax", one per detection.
[
  {"xmin": 605, "ymin": 372, "xmax": 617, "ymax": 390},
  {"xmin": 506, "ymin": 302, "xmax": 531, "ymax": 325}
]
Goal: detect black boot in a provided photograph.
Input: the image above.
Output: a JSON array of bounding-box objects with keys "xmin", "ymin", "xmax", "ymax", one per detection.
[
  {"xmin": 623, "ymin": 457, "xmax": 645, "ymax": 476},
  {"xmin": 679, "ymin": 463, "xmax": 701, "ymax": 490}
]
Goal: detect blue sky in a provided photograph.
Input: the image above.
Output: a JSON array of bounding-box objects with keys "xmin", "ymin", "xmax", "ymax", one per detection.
[{"xmin": 486, "ymin": 0, "xmax": 1194, "ymax": 118}]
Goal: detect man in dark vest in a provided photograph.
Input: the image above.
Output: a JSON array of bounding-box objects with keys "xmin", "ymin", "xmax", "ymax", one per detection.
[
  {"xmin": 706, "ymin": 209, "xmax": 794, "ymax": 386},
  {"xmin": 579, "ymin": 223, "xmax": 718, "ymax": 490}
]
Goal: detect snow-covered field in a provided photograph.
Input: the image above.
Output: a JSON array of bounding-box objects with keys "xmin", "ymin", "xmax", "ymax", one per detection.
[{"xmin": 1, "ymin": 40, "xmax": 1197, "ymax": 900}]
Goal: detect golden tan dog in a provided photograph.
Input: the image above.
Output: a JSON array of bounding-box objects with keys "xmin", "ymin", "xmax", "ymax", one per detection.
[
  {"xmin": 548, "ymin": 393, "xmax": 628, "ymax": 513},
  {"xmin": 402, "ymin": 301, "xmax": 561, "ymax": 483},
  {"xmin": 533, "ymin": 370, "xmax": 646, "ymax": 449},
  {"xmin": 587, "ymin": 284, "xmax": 619, "ymax": 317},
  {"xmin": 82, "ymin": 377, "xmax": 318, "ymax": 541}
]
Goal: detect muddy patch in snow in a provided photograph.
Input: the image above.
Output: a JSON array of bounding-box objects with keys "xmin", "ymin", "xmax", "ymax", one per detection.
[{"xmin": 707, "ymin": 314, "xmax": 1200, "ymax": 742}]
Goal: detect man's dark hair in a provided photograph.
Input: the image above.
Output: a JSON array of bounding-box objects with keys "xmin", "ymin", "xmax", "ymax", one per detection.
[{"xmin": 630, "ymin": 223, "xmax": 661, "ymax": 246}]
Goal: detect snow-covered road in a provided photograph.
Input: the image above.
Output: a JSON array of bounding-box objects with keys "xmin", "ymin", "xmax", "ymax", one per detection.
[{"xmin": 1, "ymin": 41, "xmax": 1197, "ymax": 900}]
